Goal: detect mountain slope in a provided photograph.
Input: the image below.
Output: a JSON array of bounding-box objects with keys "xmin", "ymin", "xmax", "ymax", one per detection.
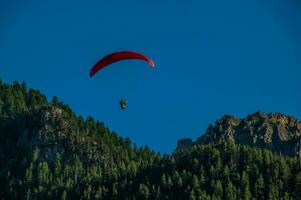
[
  {"xmin": 0, "ymin": 80, "xmax": 301, "ymax": 199},
  {"xmin": 0, "ymin": 81, "xmax": 160, "ymax": 199},
  {"xmin": 177, "ymin": 112, "xmax": 301, "ymax": 158}
]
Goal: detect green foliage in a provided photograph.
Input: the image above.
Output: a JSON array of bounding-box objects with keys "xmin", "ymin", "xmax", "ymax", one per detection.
[{"xmin": 0, "ymin": 81, "xmax": 300, "ymax": 199}]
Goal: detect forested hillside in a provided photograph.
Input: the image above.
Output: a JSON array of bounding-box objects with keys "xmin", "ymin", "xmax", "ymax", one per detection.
[{"xmin": 0, "ymin": 80, "xmax": 301, "ymax": 200}]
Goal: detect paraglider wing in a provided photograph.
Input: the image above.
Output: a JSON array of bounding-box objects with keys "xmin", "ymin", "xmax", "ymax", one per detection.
[{"xmin": 89, "ymin": 51, "xmax": 155, "ymax": 77}]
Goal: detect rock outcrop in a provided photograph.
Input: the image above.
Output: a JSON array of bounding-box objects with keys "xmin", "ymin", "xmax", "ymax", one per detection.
[{"xmin": 177, "ymin": 111, "xmax": 301, "ymax": 158}]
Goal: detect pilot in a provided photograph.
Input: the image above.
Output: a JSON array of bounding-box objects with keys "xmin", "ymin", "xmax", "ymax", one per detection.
[{"xmin": 120, "ymin": 99, "xmax": 127, "ymax": 110}]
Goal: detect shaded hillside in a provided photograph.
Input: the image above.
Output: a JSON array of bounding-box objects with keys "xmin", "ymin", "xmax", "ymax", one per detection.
[
  {"xmin": 0, "ymin": 80, "xmax": 301, "ymax": 199},
  {"xmin": 0, "ymin": 81, "xmax": 160, "ymax": 199},
  {"xmin": 177, "ymin": 112, "xmax": 301, "ymax": 158}
]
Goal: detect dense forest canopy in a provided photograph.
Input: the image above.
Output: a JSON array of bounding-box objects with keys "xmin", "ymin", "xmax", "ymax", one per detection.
[{"xmin": 0, "ymin": 80, "xmax": 300, "ymax": 200}]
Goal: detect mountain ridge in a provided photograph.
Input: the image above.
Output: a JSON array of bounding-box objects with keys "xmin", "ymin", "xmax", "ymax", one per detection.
[
  {"xmin": 1, "ymin": 80, "xmax": 301, "ymax": 199},
  {"xmin": 177, "ymin": 111, "xmax": 301, "ymax": 158}
]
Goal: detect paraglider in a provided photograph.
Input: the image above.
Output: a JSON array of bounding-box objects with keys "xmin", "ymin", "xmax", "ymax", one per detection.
[
  {"xmin": 89, "ymin": 51, "xmax": 155, "ymax": 111},
  {"xmin": 89, "ymin": 51, "xmax": 155, "ymax": 77},
  {"xmin": 120, "ymin": 99, "xmax": 127, "ymax": 110}
]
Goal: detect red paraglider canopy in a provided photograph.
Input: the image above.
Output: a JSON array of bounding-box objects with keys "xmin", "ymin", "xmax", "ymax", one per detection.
[{"xmin": 89, "ymin": 51, "xmax": 155, "ymax": 77}]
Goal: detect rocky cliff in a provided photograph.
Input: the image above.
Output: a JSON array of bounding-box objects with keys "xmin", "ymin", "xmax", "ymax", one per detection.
[{"xmin": 177, "ymin": 111, "xmax": 301, "ymax": 158}]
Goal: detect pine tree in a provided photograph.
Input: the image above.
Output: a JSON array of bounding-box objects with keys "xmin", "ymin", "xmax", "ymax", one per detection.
[
  {"xmin": 268, "ymin": 183, "xmax": 279, "ymax": 200},
  {"xmin": 294, "ymin": 172, "xmax": 301, "ymax": 197},
  {"xmin": 138, "ymin": 184, "xmax": 150, "ymax": 200},
  {"xmin": 189, "ymin": 189, "xmax": 196, "ymax": 200},
  {"xmin": 225, "ymin": 181, "xmax": 235, "ymax": 200},
  {"xmin": 255, "ymin": 174, "xmax": 265, "ymax": 200},
  {"xmin": 166, "ymin": 175, "xmax": 173, "ymax": 188},
  {"xmin": 241, "ymin": 171, "xmax": 251, "ymax": 200},
  {"xmin": 161, "ymin": 173, "xmax": 167, "ymax": 187},
  {"xmin": 61, "ymin": 191, "xmax": 67, "ymax": 200},
  {"xmin": 213, "ymin": 180, "xmax": 223, "ymax": 199},
  {"xmin": 283, "ymin": 192, "xmax": 290, "ymax": 200}
]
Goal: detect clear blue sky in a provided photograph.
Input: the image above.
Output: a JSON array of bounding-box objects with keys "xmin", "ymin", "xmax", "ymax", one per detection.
[{"xmin": 1, "ymin": 0, "xmax": 300, "ymax": 153}]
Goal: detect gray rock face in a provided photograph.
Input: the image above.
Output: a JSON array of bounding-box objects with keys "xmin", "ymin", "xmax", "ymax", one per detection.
[{"xmin": 177, "ymin": 112, "xmax": 301, "ymax": 158}]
